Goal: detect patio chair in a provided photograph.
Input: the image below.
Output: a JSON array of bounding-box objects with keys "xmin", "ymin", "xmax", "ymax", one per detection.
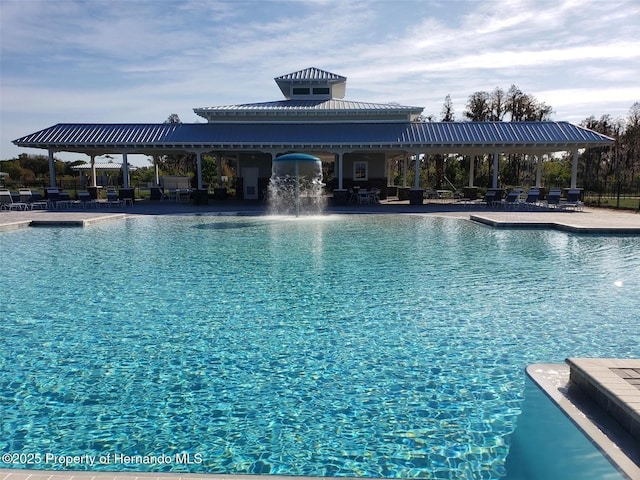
[
  {"xmin": 19, "ymin": 189, "xmax": 48, "ymax": 209},
  {"xmin": 522, "ymin": 189, "xmax": 540, "ymax": 210},
  {"xmin": 565, "ymin": 188, "xmax": 584, "ymax": 211},
  {"xmin": 480, "ymin": 190, "xmax": 496, "ymax": 208},
  {"xmin": 494, "ymin": 189, "xmax": 522, "ymax": 209},
  {"xmin": 0, "ymin": 189, "xmax": 29, "ymax": 210},
  {"xmin": 369, "ymin": 188, "xmax": 381, "ymax": 204},
  {"xmin": 45, "ymin": 187, "xmax": 71, "ymax": 209},
  {"xmin": 105, "ymin": 189, "xmax": 123, "ymax": 207},
  {"xmin": 545, "ymin": 189, "xmax": 562, "ymax": 209},
  {"xmin": 357, "ymin": 189, "xmax": 371, "ymax": 204},
  {"xmin": 561, "ymin": 189, "xmax": 584, "ymax": 211},
  {"xmin": 77, "ymin": 190, "xmax": 98, "ymax": 208}
]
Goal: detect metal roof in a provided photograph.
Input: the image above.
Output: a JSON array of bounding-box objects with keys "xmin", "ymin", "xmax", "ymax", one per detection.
[
  {"xmin": 70, "ymin": 162, "xmax": 138, "ymax": 171},
  {"xmin": 195, "ymin": 99, "xmax": 420, "ymax": 112},
  {"xmin": 13, "ymin": 121, "xmax": 613, "ymax": 154},
  {"xmin": 275, "ymin": 67, "xmax": 346, "ymax": 82},
  {"xmin": 193, "ymin": 99, "xmax": 423, "ymax": 119}
]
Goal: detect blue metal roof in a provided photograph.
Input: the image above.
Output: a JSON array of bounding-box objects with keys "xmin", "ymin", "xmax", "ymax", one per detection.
[{"xmin": 13, "ymin": 121, "xmax": 613, "ymax": 153}]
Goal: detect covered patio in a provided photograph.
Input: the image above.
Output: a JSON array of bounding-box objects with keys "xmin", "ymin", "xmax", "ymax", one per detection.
[
  {"xmin": 12, "ymin": 68, "xmax": 614, "ymax": 204},
  {"xmin": 13, "ymin": 120, "xmax": 613, "ymax": 204}
]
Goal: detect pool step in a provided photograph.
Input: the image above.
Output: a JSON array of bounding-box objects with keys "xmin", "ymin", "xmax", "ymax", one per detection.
[{"xmin": 566, "ymin": 357, "xmax": 640, "ymax": 443}]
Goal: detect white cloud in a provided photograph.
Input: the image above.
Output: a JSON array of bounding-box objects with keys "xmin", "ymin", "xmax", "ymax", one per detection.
[{"xmin": 2, "ymin": 0, "xmax": 640, "ymax": 164}]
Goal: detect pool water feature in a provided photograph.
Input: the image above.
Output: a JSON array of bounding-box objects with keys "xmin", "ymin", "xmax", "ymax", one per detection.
[
  {"xmin": 1, "ymin": 214, "xmax": 638, "ymax": 478},
  {"xmin": 268, "ymin": 153, "xmax": 325, "ymax": 216}
]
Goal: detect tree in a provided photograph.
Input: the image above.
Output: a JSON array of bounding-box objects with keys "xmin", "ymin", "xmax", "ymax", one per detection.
[
  {"xmin": 434, "ymin": 95, "xmax": 455, "ymax": 188},
  {"xmin": 489, "ymin": 87, "xmax": 506, "ymax": 121},
  {"xmin": 153, "ymin": 113, "xmax": 194, "ymax": 178},
  {"xmin": 624, "ymin": 102, "xmax": 640, "ymax": 197},
  {"xmin": 440, "ymin": 94, "xmax": 455, "ymax": 121},
  {"xmin": 464, "ymin": 91, "xmax": 491, "ymax": 121}
]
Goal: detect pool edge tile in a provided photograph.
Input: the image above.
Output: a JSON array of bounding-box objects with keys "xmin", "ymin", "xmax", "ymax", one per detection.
[{"xmin": 527, "ymin": 363, "xmax": 640, "ymax": 480}]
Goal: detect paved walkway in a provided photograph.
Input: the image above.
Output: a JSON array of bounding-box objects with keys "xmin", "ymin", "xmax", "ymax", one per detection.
[{"xmin": 1, "ymin": 199, "xmax": 639, "ymax": 233}]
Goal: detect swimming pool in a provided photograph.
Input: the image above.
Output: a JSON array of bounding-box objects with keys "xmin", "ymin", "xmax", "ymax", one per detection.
[{"xmin": 1, "ymin": 214, "xmax": 638, "ymax": 478}]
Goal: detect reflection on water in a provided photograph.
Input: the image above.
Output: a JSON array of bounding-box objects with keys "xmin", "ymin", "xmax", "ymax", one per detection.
[{"xmin": 1, "ymin": 215, "xmax": 638, "ymax": 478}]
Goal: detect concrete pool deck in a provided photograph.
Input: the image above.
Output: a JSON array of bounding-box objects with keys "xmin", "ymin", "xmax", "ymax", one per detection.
[
  {"xmin": 528, "ymin": 360, "xmax": 640, "ymax": 480},
  {"xmin": 1, "ymin": 199, "xmax": 640, "ymax": 233}
]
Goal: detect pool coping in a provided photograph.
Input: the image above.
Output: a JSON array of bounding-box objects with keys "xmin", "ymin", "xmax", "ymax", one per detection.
[
  {"xmin": 0, "ymin": 212, "xmax": 126, "ymax": 231},
  {"xmin": 469, "ymin": 213, "xmax": 640, "ymax": 234},
  {"xmin": 2, "ymin": 204, "xmax": 640, "ymax": 235},
  {"xmin": 527, "ymin": 362, "xmax": 640, "ymax": 480}
]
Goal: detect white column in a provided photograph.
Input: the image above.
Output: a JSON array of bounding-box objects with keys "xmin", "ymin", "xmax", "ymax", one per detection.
[
  {"xmin": 492, "ymin": 150, "xmax": 499, "ymax": 189},
  {"xmin": 196, "ymin": 151, "xmax": 203, "ymax": 190},
  {"xmin": 217, "ymin": 155, "xmax": 223, "ymax": 184},
  {"xmin": 122, "ymin": 153, "xmax": 130, "ymax": 188},
  {"xmin": 414, "ymin": 153, "xmax": 420, "ymax": 189},
  {"xmin": 468, "ymin": 155, "xmax": 475, "ymax": 187},
  {"xmin": 535, "ymin": 154, "xmax": 543, "ymax": 188},
  {"xmin": 337, "ymin": 152, "xmax": 344, "ymax": 190},
  {"xmin": 402, "ymin": 156, "xmax": 408, "ymax": 187},
  {"xmin": 571, "ymin": 150, "xmax": 579, "ymax": 188},
  {"xmin": 89, "ymin": 155, "xmax": 97, "ymax": 187},
  {"xmin": 48, "ymin": 149, "xmax": 56, "ymax": 187}
]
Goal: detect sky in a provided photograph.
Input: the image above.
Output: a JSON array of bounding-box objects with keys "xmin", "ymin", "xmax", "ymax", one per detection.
[{"xmin": 1, "ymin": 0, "xmax": 639, "ymax": 167}]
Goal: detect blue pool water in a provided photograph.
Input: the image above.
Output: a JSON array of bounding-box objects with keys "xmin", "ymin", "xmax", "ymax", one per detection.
[{"xmin": 1, "ymin": 214, "xmax": 638, "ymax": 478}]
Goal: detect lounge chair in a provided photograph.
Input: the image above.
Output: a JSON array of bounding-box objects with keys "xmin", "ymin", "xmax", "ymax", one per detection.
[
  {"xmin": 480, "ymin": 190, "xmax": 496, "ymax": 207},
  {"xmin": 545, "ymin": 189, "xmax": 562, "ymax": 209},
  {"xmin": 522, "ymin": 189, "xmax": 540, "ymax": 210},
  {"xmin": 19, "ymin": 189, "xmax": 48, "ymax": 210},
  {"xmin": 105, "ymin": 189, "xmax": 123, "ymax": 207},
  {"xmin": 0, "ymin": 189, "xmax": 29, "ymax": 210},
  {"xmin": 45, "ymin": 187, "xmax": 71, "ymax": 209},
  {"xmin": 561, "ymin": 189, "xmax": 584, "ymax": 211},
  {"xmin": 76, "ymin": 191, "xmax": 98, "ymax": 208},
  {"xmin": 494, "ymin": 189, "xmax": 522, "ymax": 209}
]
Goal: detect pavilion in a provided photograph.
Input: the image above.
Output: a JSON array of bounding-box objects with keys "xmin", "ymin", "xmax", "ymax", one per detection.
[{"xmin": 13, "ymin": 67, "xmax": 614, "ymax": 203}]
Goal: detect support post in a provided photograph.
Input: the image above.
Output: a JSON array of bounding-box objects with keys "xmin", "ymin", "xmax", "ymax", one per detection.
[
  {"xmin": 571, "ymin": 150, "xmax": 579, "ymax": 189},
  {"xmin": 468, "ymin": 155, "xmax": 475, "ymax": 187},
  {"xmin": 402, "ymin": 156, "xmax": 408, "ymax": 187},
  {"xmin": 332, "ymin": 151, "xmax": 349, "ymax": 205},
  {"xmin": 535, "ymin": 154, "xmax": 543, "ymax": 188},
  {"xmin": 410, "ymin": 153, "xmax": 424, "ymax": 205},
  {"xmin": 122, "ymin": 153, "xmax": 130, "ymax": 188},
  {"xmin": 48, "ymin": 149, "xmax": 56, "ymax": 187},
  {"xmin": 492, "ymin": 150, "xmax": 500, "ymax": 189},
  {"xmin": 90, "ymin": 155, "xmax": 97, "ymax": 187},
  {"xmin": 196, "ymin": 151, "xmax": 203, "ymax": 190},
  {"xmin": 154, "ymin": 157, "xmax": 160, "ymax": 185},
  {"xmin": 337, "ymin": 151, "xmax": 344, "ymax": 190},
  {"xmin": 217, "ymin": 155, "xmax": 223, "ymax": 185}
]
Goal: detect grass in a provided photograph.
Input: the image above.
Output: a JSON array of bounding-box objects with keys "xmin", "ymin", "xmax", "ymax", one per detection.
[{"xmin": 584, "ymin": 196, "xmax": 640, "ymax": 210}]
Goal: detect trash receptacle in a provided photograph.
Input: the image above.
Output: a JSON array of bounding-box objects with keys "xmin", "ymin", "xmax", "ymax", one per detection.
[
  {"xmin": 463, "ymin": 187, "xmax": 478, "ymax": 200},
  {"xmin": 213, "ymin": 187, "xmax": 227, "ymax": 200},
  {"xmin": 150, "ymin": 187, "xmax": 163, "ymax": 201},
  {"xmin": 193, "ymin": 189, "xmax": 209, "ymax": 205}
]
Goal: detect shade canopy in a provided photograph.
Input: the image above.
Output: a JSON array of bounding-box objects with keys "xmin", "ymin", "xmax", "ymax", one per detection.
[{"xmin": 71, "ymin": 162, "xmax": 137, "ymax": 171}]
